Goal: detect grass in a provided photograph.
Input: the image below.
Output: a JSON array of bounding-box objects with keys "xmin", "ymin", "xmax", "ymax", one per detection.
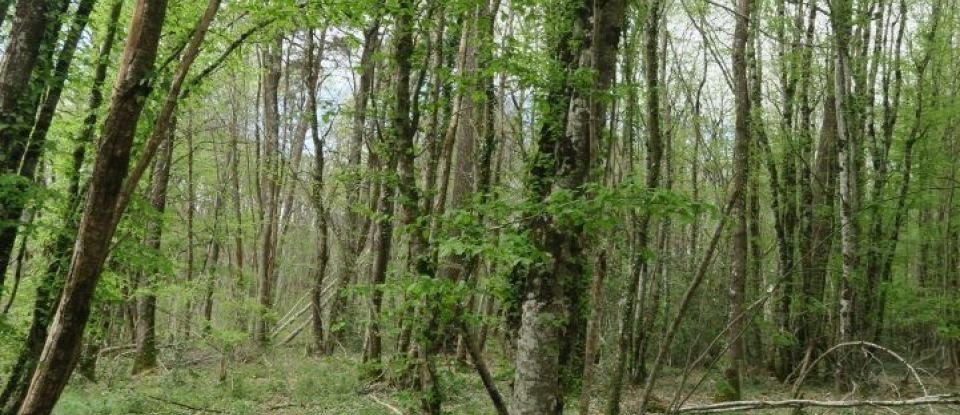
[
  {"xmin": 54, "ymin": 346, "xmax": 509, "ymax": 415},
  {"xmin": 51, "ymin": 346, "xmax": 955, "ymax": 414}
]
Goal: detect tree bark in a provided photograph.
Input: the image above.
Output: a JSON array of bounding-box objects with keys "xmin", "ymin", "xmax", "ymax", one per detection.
[
  {"xmin": 514, "ymin": 0, "xmax": 625, "ymax": 413},
  {"xmin": 718, "ymin": 0, "xmax": 752, "ymax": 402},
  {"xmin": 361, "ymin": 156, "xmax": 397, "ymax": 370},
  {"xmin": 16, "ymin": 1, "xmax": 170, "ymax": 413},
  {"xmin": 132, "ymin": 119, "xmax": 177, "ymax": 375},
  {"xmin": 254, "ymin": 36, "xmax": 283, "ymax": 347},
  {"xmin": 830, "ymin": 0, "xmax": 860, "ymax": 390},
  {"xmin": 608, "ymin": 0, "xmax": 661, "ymax": 411},
  {"xmin": 796, "ymin": 0, "xmax": 828, "ymax": 370},
  {"xmin": 0, "ymin": 0, "xmax": 67, "ymax": 282},
  {"xmin": 304, "ymin": 28, "xmax": 330, "ymax": 355},
  {"xmin": 578, "ymin": 252, "xmax": 606, "ymax": 415},
  {"xmin": 0, "ymin": 2, "xmax": 123, "ymax": 412}
]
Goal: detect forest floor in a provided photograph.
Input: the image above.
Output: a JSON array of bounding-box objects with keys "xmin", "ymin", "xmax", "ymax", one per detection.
[{"xmin": 53, "ymin": 345, "xmax": 955, "ymax": 414}]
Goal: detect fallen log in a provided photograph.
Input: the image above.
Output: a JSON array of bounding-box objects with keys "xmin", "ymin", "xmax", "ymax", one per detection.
[
  {"xmin": 280, "ymin": 316, "xmax": 312, "ymax": 345},
  {"xmin": 667, "ymin": 394, "xmax": 960, "ymax": 414}
]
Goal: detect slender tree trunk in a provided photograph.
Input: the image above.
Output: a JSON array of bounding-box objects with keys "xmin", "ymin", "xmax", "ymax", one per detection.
[
  {"xmin": 132, "ymin": 119, "xmax": 177, "ymax": 375},
  {"xmin": 0, "ymin": 0, "xmax": 67, "ymax": 281},
  {"xmin": 304, "ymin": 28, "xmax": 330, "ymax": 355},
  {"xmin": 229, "ymin": 75, "xmax": 246, "ymax": 331},
  {"xmin": 254, "ymin": 36, "xmax": 283, "ymax": 347},
  {"xmin": 362, "ymin": 149, "xmax": 397, "ymax": 370},
  {"xmin": 202, "ymin": 194, "xmax": 223, "ymax": 331},
  {"xmin": 578, "ymin": 252, "xmax": 607, "ymax": 415},
  {"xmin": 830, "ymin": 0, "xmax": 860, "ymax": 391},
  {"xmin": 718, "ymin": 0, "xmax": 752, "ymax": 402},
  {"xmin": 181, "ymin": 120, "xmax": 197, "ymax": 338},
  {"xmin": 607, "ymin": 0, "xmax": 661, "ymax": 411},
  {"xmin": 0, "ymin": 2, "xmax": 122, "ymax": 411},
  {"xmin": 796, "ymin": 0, "xmax": 826, "ymax": 370}
]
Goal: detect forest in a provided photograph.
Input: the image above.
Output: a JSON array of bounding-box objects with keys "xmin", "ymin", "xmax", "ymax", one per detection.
[{"xmin": 0, "ymin": 0, "xmax": 958, "ymax": 413}]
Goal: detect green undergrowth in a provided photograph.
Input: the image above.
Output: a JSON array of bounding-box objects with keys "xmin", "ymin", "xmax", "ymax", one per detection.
[
  {"xmin": 50, "ymin": 347, "xmax": 951, "ymax": 414},
  {"xmin": 54, "ymin": 347, "xmax": 509, "ymax": 415}
]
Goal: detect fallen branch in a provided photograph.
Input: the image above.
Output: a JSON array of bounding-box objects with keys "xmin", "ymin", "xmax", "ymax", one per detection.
[
  {"xmin": 267, "ymin": 402, "xmax": 302, "ymax": 410},
  {"xmin": 143, "ymin": 393, "xmax": 227, "ymax": 413},
  {"xmin": 791, "ymin": 341, "xmax": 928, "ymax": 398},
  {"xmin": 271, "ymin": 293, "xmax": 309, "ymax": 332},
  {"xmin": 271, "ymin": 303, "xmax": 310, "ymax": 338},
  {"xmin": 280, "ymin": 315, "xmax": 311, "ymax": 345},
  {"xmin": 667, "ymin": 394, "xmax": 960, "ymax": 414},
  {"xmin": 99, "ymin": 343, "xmax": 176, "ymax": 358},
  {"xmin": 369, "ymin": 394, "xmax": 404, "ymax": 415}
]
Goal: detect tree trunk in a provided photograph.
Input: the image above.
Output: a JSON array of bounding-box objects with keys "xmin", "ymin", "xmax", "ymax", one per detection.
[
  {"xmin": 254, "ymin": 36, "xmax": 283, "ymax": 347},
  {"xmin": 830, "ymin": 0, "xmax": 860, "ymax": 391},
  {"xmin": 16, "ymin": 1, "xmax": 170, "ymax": 412},
  {"xmin": 182, "ymin": 119, "xmax": 197, "ymax": 338},
  {"xmin": 608, "ymin": 0, "xmax": 661, "ymax": 411},
  {"xmin": 796, "ymin": 0, "xmax": 826, "ymax": 371},
  {"xmin": 362, "ymin": 146, "xmax": 397, "ymax": 370},
  {"xmin": 578, "ymin": 252, "xmax": 607, "ymax": 415},
  {"xmin": 304, "ymin": 28, "xmax": 330, "ymax": 355},
  {"xmin": 228, "ymin": 72, "xmax": 246, "ymax": 332},
  {"xmin": 0, "ymin": 2, "xmax": 123, "ymax": 411},
  {"xmin": 201, "ymin": 195, "xmax": 223, "ymax": 331},
  {"xmin": 514, "ymin": 0, "xmax": 625, "ymax": 413},
  {"xmin": 132, "ymin": 118, "xmax": 177, "ymax": 375},
  {"xmin": 0, "ymin": 0, "xmax": 67, "ymax": 281},
  {"xmin": 333, "ymin": 16, "xmax": 381, "ymax": 348},
  {"xmin": 718, "ymin": 0, "xmax": 752, "ymax": 402}
]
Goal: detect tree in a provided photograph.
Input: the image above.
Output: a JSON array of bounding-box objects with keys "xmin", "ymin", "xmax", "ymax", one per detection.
[
  {"xmin": 16, "ymin": 0, "xmax": 171, "ymax": 412},
  {"xmin": 305, "ymin": 28, "xmax": 330, "ymax": 355},
  {"xmin": 607, "ymin": 0, "xmax": 664, "ymax": 410},
  {"xmin": 131, "ymin": 123, "xmax": 176, "ymax": 374},
  {"xmin": 253, "ymin": 34, "xmax": 282, "ymax": 347},
  {"xmin": 0, "ymin": 2, "xmax": 124, "ymax": 412},
  {"xmin": 0, "ymin": 0, "xmax": 67, "ymax": 281},
  {"xmin": 512, "ymin": 0, "xmax": 626, "ymax": 413},
  {"xmin": 717, "ymin": 0, "xmax": 752, "ymax": 401}
]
